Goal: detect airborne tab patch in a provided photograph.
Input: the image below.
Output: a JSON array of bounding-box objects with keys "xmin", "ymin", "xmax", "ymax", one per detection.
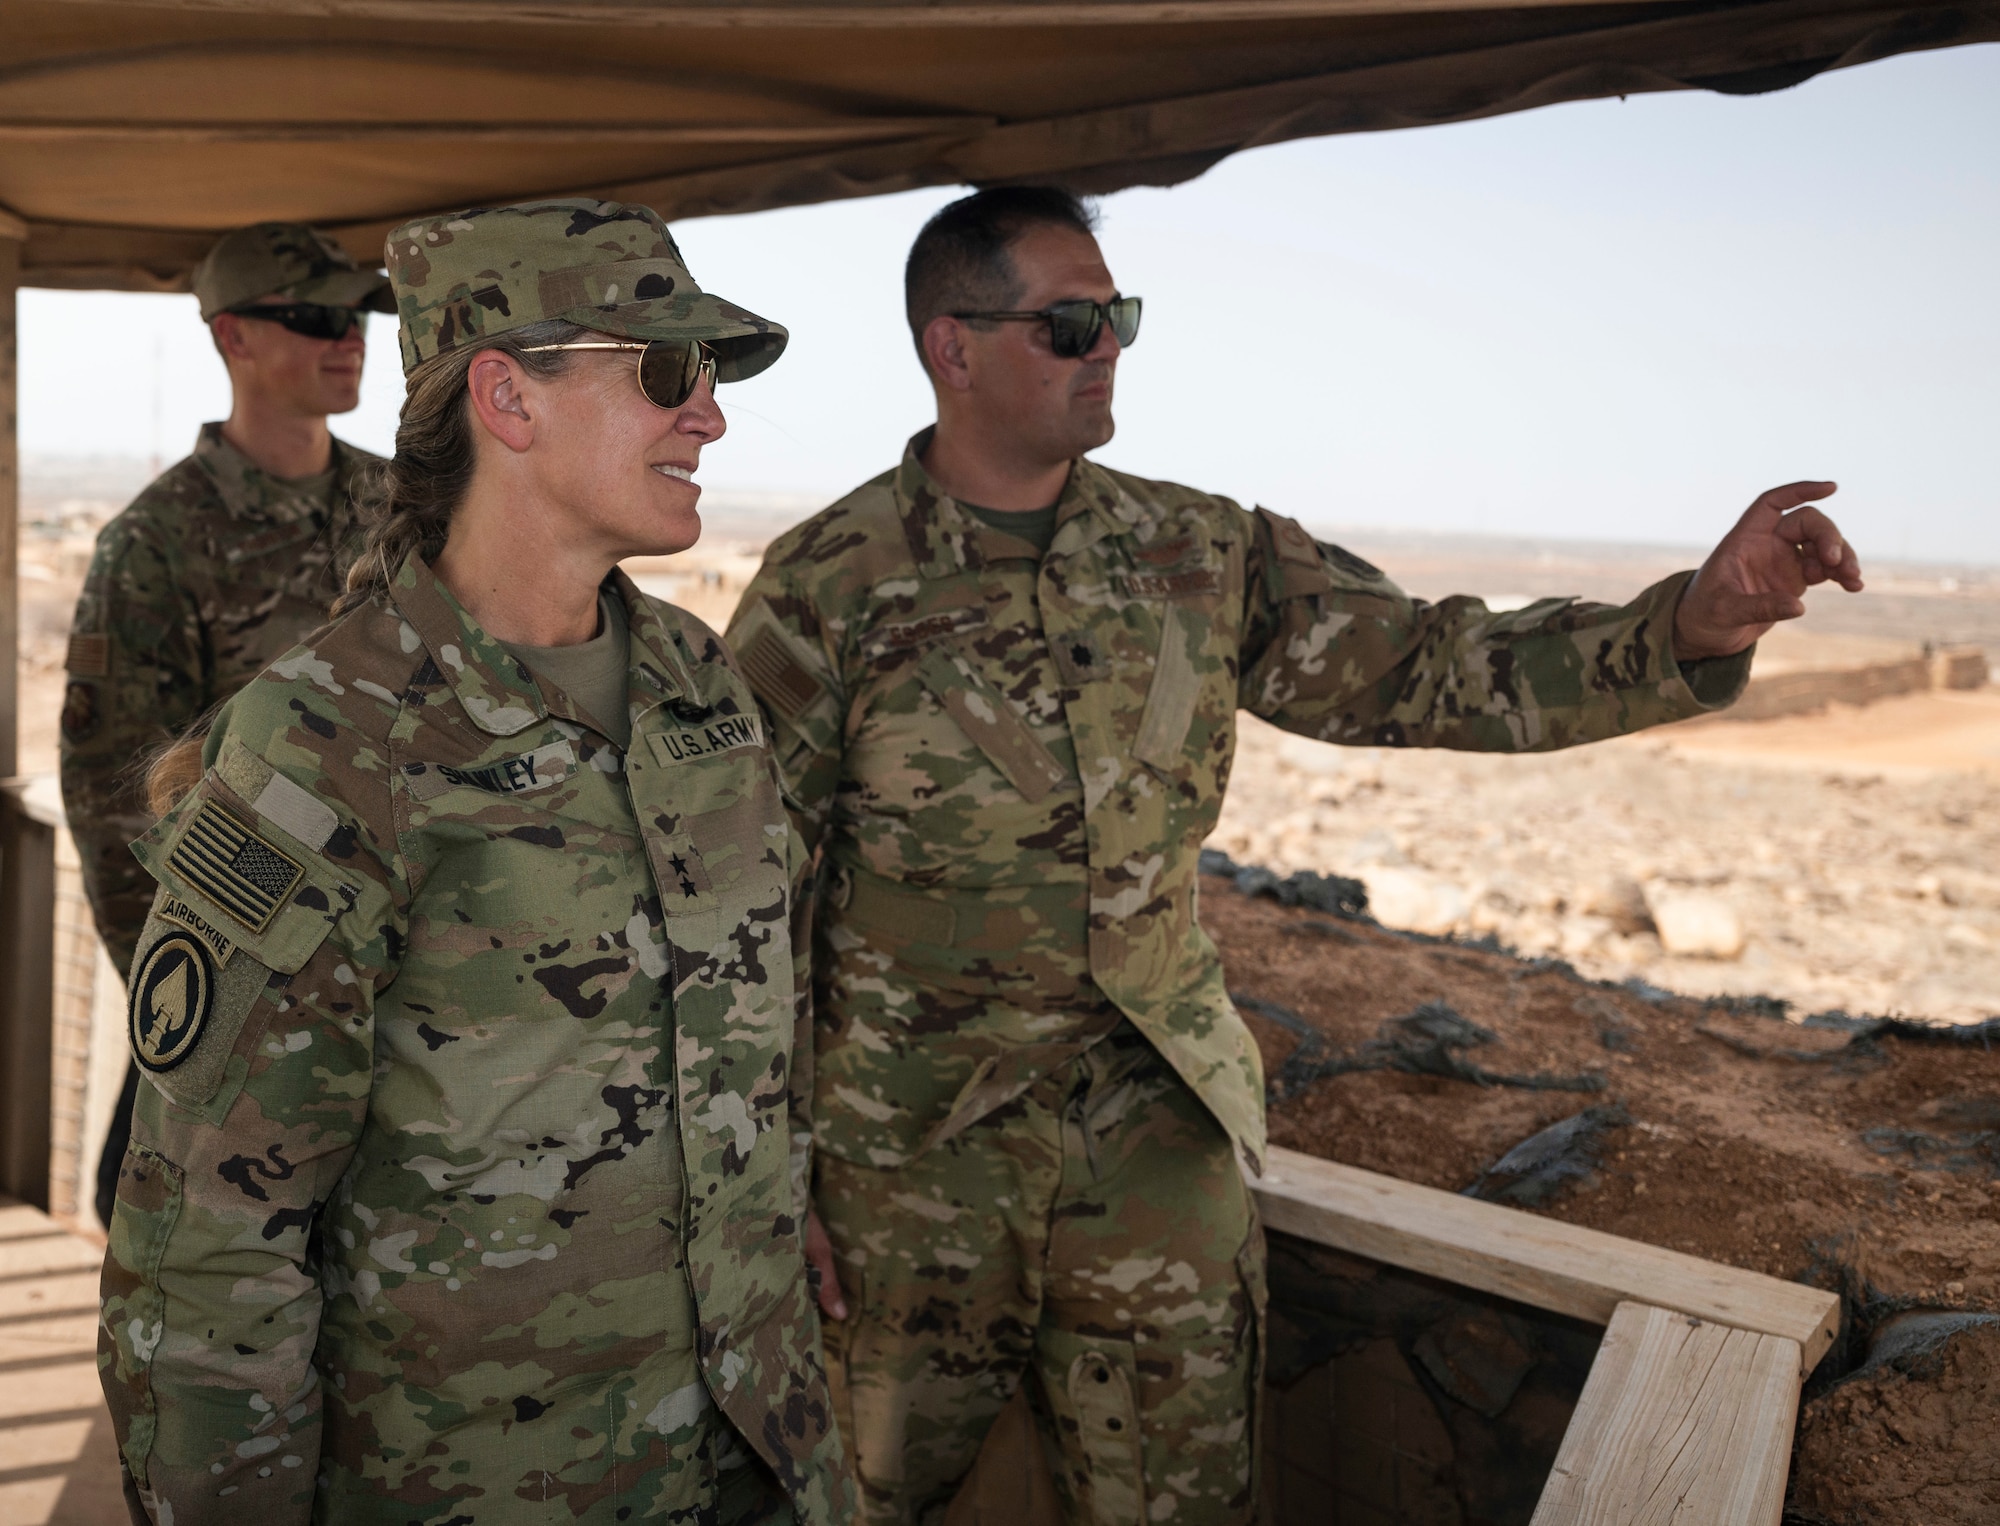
[
  {"xmin": 130, "ymin": 933, "xmax": 215, "ymax": 1073},
  {"xmin": 167, "ymin": 801, "xmax": 305, "ymax": 934},
  {"xmin": 155, "ymin": 895, "xmax": 236, "ymax": 966}
]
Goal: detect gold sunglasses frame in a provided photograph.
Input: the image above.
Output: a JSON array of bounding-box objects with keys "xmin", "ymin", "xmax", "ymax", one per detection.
[{"xmin": 516, "ymin": 339, "xmax": 718, "ymax": 410}]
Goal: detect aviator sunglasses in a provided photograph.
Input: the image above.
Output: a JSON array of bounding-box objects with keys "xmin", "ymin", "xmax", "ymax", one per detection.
[
  {"xmin": 517, "ymin": 339, "xmax": 720, "ymax": 410},
  {"xmin": 949, "ymin": 295, "xmax": 1142, "ymax": 359},
  {"xmin": 225, "ymin": 302, "xmax": 370, "ymax": 341}
]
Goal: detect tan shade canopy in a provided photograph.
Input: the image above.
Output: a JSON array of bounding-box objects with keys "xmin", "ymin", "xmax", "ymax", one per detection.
[{"xmin": 5, "ymin": 0, "xmax": 1996, "ymax": 291}]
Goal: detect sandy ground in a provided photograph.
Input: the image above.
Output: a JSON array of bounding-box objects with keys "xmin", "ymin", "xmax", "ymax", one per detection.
[{"xmin": 1211, "ymin": 700, "xmax": 2000, "ymax": 1026}]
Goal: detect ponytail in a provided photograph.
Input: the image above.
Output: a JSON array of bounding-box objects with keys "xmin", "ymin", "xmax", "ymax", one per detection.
[{"xmin": 335, "ymin": 319, "xmax": 591, "ymax": 618}]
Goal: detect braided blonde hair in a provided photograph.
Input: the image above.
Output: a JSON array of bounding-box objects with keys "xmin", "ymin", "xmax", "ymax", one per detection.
[{"xmin": 336, "ymin": 319, "xmax": 592, "ymax": 617}]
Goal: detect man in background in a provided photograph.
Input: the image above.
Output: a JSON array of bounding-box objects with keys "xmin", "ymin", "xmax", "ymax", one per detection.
[
  {"xmin": 60, "ymin": 221, "xmax": 390, "ymax": 1224},
  {"xmin": 727, "ymin": 186, "xmax": 1861, "ymax": 1525}
]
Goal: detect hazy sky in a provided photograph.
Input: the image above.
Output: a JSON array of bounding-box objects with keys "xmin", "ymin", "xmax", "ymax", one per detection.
[{"xmin": 18, "ymin": 42, "xmax": 1998, "ymax": 562}]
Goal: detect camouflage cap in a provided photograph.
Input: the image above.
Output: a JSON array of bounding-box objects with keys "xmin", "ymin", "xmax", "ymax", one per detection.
[
  {"xmin": 192, "ymin": 223, "xmax": 394, "ymax": 322},
  {"xmin": 385, "ymin": 198, "xmax": 787, "ymax": 382}
]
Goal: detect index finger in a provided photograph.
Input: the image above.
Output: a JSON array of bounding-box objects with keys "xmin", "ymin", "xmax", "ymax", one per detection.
[{"xmin": 1750, "ymin": 480, "xmax": 1838, "ymax": 519}]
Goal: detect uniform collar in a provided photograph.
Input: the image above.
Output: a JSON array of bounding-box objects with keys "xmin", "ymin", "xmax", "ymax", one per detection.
[
  {"xmin": 893, "ymin": 428, "xmax": 1143, "ymax": 579},
  {"xmin": 390, "ymin": 553, "xmax": 693, "ymax": 739},
  {"xmin": 191, "ymin": 421, "xmax": 362, "ymax": 526}
]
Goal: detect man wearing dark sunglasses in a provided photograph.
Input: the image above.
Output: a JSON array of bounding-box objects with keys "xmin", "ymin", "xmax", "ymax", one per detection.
[
  {"xmin": 60, "ymin": 221, "xmax": 392, "ymax": 1228},
  {"xmin": 729, "ymin": 185, "xmax": 1862, "ymax": 1525}
]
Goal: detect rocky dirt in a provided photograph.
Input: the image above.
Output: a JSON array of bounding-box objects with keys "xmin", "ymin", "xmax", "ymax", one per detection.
[
  {"xmin": 1202, "ymin": 872, "xmax": 2000, "ymax": 1523},
  {"xmin": 1211, "ymin": 706, "xmax": 2000, "ymax": 1026}
]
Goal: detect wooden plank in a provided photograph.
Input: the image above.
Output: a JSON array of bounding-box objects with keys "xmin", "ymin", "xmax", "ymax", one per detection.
[
  {"xmin": 1531, "ymin": 1301, "xmax": 1801, "ymax": 1525},
  {"xmin": 1253, "ymin": 1146, "xmax": 1839, "ymax": 1372},
  {"xmin": 29, "ymin": 0, "xmax": 1696, "ymax": 30},
  {"xmin": 0, "ymin": 119, "xmax": 989, "ymax": 146},
  {"xmin": 0, "ymin": 1198, "xmax": 122, "ymax": 1526}
]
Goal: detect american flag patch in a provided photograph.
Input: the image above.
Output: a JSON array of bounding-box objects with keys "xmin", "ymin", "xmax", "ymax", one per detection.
[
  {"xmin": 65, "ymin": 632, "xmax": 110, "ymax": 677},
  {"xmin": 167, "ymin": 801, "xmax": 305, "ymax": 933}
]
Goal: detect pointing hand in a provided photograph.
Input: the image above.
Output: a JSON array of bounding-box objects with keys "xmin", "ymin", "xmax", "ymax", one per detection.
[{"xmin": 1673, "ymin": 481, "xmax": 1863, "ymax": 662}]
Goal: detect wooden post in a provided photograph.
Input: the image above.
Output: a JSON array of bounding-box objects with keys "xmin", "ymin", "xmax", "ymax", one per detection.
[
  {"xmin": 0, "ymin": 204, "xmax": 20, "ymax": 778},
  {"xmin": 0, "ymin": 210, "xmax": 51, "ymax": 1209},
  {"xmin": 0, "ymin": 781, "xmax": 57, "ymax": 1209},
  {"xmin": 1531, "ymin": 1301, "xmax": 1802, "ymax": 1525}
]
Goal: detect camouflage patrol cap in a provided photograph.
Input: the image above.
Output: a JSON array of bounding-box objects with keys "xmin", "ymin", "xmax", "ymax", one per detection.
[
  {"xmin": 385, "ymin": 198, "xmax": 787, "ymax": 381},
  {"xmin": 192, "ymin": 223, "xmax": 394, "ymax": 323}
]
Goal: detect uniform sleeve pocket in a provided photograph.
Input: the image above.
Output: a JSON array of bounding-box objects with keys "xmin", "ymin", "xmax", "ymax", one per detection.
[
  {"xmin": 125, "ymin": 772, "xmax": 355, "ymax": 1115},
  {"xmin": 101, "ymin": 1144, "xmax": 185, "ymax": 1484},
  {"xmin": 130, "ymin": 772, "xmax": 353, "ymax": 976}
]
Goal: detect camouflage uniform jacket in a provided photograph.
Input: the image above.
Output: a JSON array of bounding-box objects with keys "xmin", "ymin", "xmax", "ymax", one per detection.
[
  {"xmin": 61, "ymin": 423, "xmax": 378, "ymax": 977},
  {"xmin": 727, "ymin": 433, "xmax": 1751, "ymax": 1176},
  {"xmin": 100, "ymin": 555, "xmax": 846, "ymax": 1525}
]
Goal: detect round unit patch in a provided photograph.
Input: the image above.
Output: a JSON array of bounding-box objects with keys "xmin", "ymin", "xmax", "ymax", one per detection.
[{"xmin": 130, "ymin": 933, "xmax": 216, "ymax": 1073}]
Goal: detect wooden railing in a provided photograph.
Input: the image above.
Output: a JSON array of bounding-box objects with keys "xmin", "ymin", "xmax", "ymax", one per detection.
[{"xmin": 1255, "ymin": 1147, "xmax": 1840, "ymax": 1524}]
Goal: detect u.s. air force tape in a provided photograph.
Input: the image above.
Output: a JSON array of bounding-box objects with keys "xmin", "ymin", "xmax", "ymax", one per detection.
[{"xmin": 130, "ymin": 933, "xmax": 215, "ymax": 1072}]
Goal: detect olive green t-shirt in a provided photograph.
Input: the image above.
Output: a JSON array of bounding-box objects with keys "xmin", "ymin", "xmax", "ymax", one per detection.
[
  {"xmin": 501, "ymin": 592, "xmax": 631, "ymax": 748},
  {"xmin": 961, "ymin": 500, "xmax": 1059, "ymax": 557}
]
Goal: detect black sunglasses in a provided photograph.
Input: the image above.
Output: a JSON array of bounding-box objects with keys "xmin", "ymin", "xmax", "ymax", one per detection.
[
  {"xmin": 516, "ymin": 339, "xmax": 719, "ymax": 411},
  {"xmin": 226, "ymin": 302, "xmax": 369, "ymax": 341},
  {"xmin": 950, "ymin": 296, "xmax": 1142, "ymax": 359}
]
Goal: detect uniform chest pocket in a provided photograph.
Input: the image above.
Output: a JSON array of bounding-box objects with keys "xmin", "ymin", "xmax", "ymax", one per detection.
[
  {"xmin": 1131, "ymin": 603, "xmax": 1208, "ymax": 771},
  {"xmin": 632, "ymin": 728, "xmax": 793, "ymax": 990},
  {"xmin": 913, "ymin": 646, "xmax": 1068, "ymax": 804}
]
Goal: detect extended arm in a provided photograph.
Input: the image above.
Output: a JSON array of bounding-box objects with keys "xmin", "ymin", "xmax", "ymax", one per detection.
[{"xmin": 1240, "ymin": 506, "xmax": 1757, "ymax": 751}]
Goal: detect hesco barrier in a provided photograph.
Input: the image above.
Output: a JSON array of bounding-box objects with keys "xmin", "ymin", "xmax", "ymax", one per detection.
[{"xmin": 1694, "ymin": 644, "xmax": 1986, "ymax": 726}]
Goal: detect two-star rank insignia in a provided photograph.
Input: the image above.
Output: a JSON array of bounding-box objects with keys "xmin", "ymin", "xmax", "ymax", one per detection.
[
  {"xmin": 130, "ymin": 933, "xmax": 216, "ymax": 1072},
  {"xmin": 668, "ymin": 852, "xmax": 701, "ymax": 899}
]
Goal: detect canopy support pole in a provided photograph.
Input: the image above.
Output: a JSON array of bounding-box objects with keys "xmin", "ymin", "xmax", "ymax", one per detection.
[
  {"xmin": 0, "ymin": 213, "xmax": 53, "ymax": 1210},
  {"xmin": 0, "ymin": 208, "xmax": 19, "ymax": 779}
]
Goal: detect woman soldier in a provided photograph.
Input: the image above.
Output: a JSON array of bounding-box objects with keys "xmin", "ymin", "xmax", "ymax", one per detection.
[{"xmin": 98, "ymin": 200, "xmax": 849, "ymax": 1526}]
